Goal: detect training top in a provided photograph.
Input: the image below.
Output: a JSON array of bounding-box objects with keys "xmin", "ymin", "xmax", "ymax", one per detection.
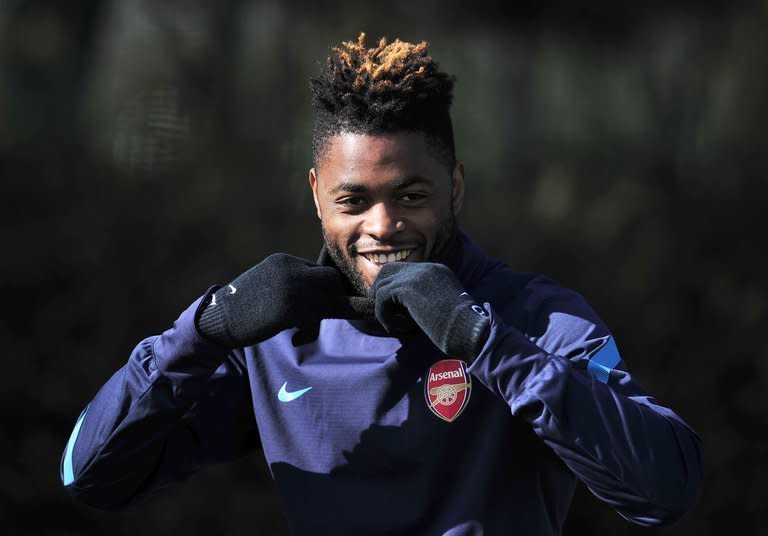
[{"xmin": 60, "ymin": 230, "xmax": 703, "ymax": 535}]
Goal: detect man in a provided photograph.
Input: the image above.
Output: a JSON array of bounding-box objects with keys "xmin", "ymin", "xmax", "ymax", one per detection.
[{"xmin": 61, "ymin": 34, "xmax": 703, "ymax": 534}]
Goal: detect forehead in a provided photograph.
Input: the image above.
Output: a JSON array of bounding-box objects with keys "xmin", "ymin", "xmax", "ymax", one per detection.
[{"xmin": 316, "ymin": 131, "xmax": 447, "ymax": 187}]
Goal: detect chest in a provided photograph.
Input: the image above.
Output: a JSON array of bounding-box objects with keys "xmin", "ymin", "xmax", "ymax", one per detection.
[{"xmin": 245, "ymin": 319, "xmax": 519, "ymax": 476}]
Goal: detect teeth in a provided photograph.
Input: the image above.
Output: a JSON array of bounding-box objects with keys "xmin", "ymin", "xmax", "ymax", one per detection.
[{"xmin": 364, "ymin": 249, "xmax": 413, "ymax": 264}]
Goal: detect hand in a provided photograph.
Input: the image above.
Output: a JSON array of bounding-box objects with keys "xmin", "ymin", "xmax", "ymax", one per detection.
[
  {"xmin": 369, "ymin": 262, "xmax": 490, "ymax": 360},
  {"xmin": 197, "ymin": 253, "xmax": 348, "ymax": 348}
]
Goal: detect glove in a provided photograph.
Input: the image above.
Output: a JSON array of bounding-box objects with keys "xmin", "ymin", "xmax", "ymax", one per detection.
[
  {"xmin": 197, "ymin": 253, "xmax": 348, "ymax": 348},
  {"xmin": 369, "ymin": 262, "xmax": 491, "ymax": 360}
]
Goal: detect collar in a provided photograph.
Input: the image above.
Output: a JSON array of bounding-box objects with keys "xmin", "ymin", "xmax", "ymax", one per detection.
[{"xmin": 429, "ymin": 227, "xmax": 492, "ymax": 292}]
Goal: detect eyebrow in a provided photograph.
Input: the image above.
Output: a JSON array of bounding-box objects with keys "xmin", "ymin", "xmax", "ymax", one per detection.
[
  {"xmin": 330, "ymin": 182, "xmax": 368, "ymax": 195},
  {"xmin": 394, "ymin": 175, "xmax": 433, "ymax": 190},
  {"xmin": 329, "ymin": 175, "xmax": 433, "ymax": 195}
]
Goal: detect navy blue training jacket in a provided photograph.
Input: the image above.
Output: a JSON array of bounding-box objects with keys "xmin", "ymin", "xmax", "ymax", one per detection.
[{"xmin": 60, "ymin": 231, "xmax": 703, "ymax": 534}]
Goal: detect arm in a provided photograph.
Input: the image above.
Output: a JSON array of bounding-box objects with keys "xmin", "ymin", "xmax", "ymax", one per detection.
[
  {"xmin": 60, "ymin": 289, "xmax": 259, "ymax": 509},
  {"xmin": 370, "ymin": 264, "xmax": 703, "ymax": 527},
  {"xmin": 61, "ymin": 254, "xmax": 350, "ymax": 509},
  {"xmin": 467, "ymin": 278, "xmax": 704, "ymax": 526}
]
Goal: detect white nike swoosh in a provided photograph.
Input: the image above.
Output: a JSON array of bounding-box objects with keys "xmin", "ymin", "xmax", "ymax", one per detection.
[
  {"xmin": 228, "ymin": 284, "xmax": 237, "ymax": 294},
  {"xmin": 278, "ymin": 381, "xmax": 312, "ymax": 403}
]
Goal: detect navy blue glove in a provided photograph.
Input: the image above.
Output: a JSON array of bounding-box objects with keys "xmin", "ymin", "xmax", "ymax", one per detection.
[
  {"xmin": 197, "ymin": 253, "xmax": 349, "ymax": 348},
  {"xmin": 369, "ymin": 262, "xmax": 490, "ymax": 360}
]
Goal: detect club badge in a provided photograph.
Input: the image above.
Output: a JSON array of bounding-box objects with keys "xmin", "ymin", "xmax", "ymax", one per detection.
[{"xmin": 424, "ymin": 359, "xmax": 472, "ymax": 422}]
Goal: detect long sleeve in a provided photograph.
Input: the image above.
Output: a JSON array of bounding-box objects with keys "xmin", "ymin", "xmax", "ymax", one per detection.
[
  {"xmin": 60, "ymin": 289, "xmax": 260, "ymax": 509},
  {"xmin": 467, "ymin": 277, "xmax": 704, "ymax": 527}
]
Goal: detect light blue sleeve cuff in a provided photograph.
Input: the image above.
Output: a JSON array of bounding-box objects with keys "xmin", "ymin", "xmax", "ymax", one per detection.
[{"xmin": 60, "ymin": 406, "xmax": 89, "ymax": 486}]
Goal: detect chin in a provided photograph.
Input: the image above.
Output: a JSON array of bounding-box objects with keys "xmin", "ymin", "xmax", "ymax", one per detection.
[{"xmin": 355, "ymin": 259, "xmax": 379, "ymax": 292}]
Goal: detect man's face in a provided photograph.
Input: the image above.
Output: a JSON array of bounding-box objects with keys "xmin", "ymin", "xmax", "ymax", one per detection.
[{"xmin": 309, "ymin": 131, "xmax": 465, "ymax": 295}]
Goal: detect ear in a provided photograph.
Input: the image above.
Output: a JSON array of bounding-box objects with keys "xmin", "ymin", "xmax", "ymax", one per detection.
[
  {"xmin": 309, "ymin": 167, "xmax": 322, "ymax": 220},
  {"xmin": 451, "ymin": 162, "xmax": 465, "ymax": 216}
]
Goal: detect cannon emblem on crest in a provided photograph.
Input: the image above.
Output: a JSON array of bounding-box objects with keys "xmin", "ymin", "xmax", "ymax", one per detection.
[{"xmin": 428, "ymin": 382, "xmax": 470, "ymax": 407}]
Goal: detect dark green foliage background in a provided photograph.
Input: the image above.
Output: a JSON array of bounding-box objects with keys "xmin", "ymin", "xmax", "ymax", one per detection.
[{"xmin": 2, "ymin": 1, "xmax": 765, "ymax": 534}]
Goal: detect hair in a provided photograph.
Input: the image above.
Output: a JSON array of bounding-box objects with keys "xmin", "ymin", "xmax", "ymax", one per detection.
[{"xmin": 310, "ymin": 33, "xmax": 457, "ymax": 170}]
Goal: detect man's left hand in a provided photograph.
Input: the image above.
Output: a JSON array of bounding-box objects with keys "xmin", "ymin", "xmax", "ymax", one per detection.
[{"xmin": 369, "ymin": 262, "xmax": 490, "ymax": 360}]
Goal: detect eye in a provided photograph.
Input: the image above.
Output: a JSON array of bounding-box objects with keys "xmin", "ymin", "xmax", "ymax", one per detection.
[
  {"xmin": 338, "ymin": 196, "xmax": 368, "ymax": 209},
  {"xmin": 399, "ymin": 192, "xmax": 428, "ymax": 203}
]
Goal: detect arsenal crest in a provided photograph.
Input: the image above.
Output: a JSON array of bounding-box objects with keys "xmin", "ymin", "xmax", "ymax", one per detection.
[{"xmin": 424, "ymin": 359, "xmax": 472, "ymax": 422}]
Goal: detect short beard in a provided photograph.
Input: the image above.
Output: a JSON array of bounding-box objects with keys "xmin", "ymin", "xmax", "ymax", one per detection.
[
  {"xmin": 427, "ymin": 209, "xmax": 457, "ymax": 263},
  {"xmin": 322, "ymin": 225, "xmax": 369, "ymax": 297},
  {"xmin": 321, "ymin": 207, "xmax": 457, "ymax": 297}
]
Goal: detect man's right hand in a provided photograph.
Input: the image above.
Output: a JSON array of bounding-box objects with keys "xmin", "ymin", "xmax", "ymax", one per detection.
[{"xmin": 196, "ymin": 253, "xmax": 348, "ymax": 348}]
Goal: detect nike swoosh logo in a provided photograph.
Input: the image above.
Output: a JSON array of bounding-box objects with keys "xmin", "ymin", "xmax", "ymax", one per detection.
[{"xmin": 278, "ymin": 381, "xmax": 312, "ymax": 403}]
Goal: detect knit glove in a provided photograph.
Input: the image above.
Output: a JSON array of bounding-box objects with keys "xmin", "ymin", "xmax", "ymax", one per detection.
[
  {"xmin": 369, "ymin": 262, "xmax": 490, "ymax": 360},
  {"xmin": 197, "ymin": 253, "xmax": 348, "ymax": 348}
]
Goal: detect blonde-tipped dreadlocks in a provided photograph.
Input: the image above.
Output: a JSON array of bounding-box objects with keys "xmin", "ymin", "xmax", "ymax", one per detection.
[{"xmin": 310, "ymin": 33, "xmax": 456, "ymax": 169}]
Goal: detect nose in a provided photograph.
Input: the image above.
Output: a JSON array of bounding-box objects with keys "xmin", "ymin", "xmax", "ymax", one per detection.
[{"xmin": 363, "ymin": 201, "xmax": 404, "ymax": 242}]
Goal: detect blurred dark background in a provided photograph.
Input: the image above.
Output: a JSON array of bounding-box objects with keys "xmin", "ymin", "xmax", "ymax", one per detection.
[{"xmin": 2, "ymin": 0, "xmax": 766, "ymax": 534}]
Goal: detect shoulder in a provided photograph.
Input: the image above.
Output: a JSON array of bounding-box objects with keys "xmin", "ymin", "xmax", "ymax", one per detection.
[
  {"xmin": 523, "ymin": 276, "xmax": 608, "ymax": 343},
  {"xmin": 522, "ymin": 276, "xmax": 626, "ymax": 381},
  {"xmin": 480, "ymin": 267, "xmax": 615, "ymax": 360},
  {"xmin": 460, "ymin": 233, "xmax": 620, "ymax": 366}
]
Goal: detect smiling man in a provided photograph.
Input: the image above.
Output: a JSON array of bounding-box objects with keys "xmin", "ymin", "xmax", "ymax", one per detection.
[
  {"xmin": 310, "ymin": 131, "xmax": 461, "ymax": 295},
  {"xmin": 61, "ymin": 34, "xmax": 703, "ymax": 534}
]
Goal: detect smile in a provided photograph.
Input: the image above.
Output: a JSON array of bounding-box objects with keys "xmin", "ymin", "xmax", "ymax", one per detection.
[{"xmin": 360, "ymin": 249, "xmax": 415, "ymax": 265}]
